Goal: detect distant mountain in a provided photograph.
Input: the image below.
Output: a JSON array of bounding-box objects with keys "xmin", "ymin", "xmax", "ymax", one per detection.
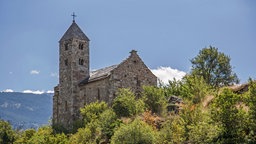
[{"xmin": 0, "ymin": 92, "xmax": 53, "ymax": 129}]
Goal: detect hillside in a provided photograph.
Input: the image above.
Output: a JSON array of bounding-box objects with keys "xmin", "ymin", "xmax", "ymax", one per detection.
[{"xmin": 0, "ymin": 92, "xmax": 52, "ymax": 129}]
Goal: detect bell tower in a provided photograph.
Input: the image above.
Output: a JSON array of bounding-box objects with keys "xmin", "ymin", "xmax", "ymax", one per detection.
[{"xmin": 54, "ymin": 14, "xmax": 90, "ymax": 128}]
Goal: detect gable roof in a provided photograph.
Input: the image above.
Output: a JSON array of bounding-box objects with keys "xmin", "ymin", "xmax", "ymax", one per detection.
[
  {"xmin": 90, "ymin": 65, "xmax": 118, "ymax": 81},
  {"xmin": 60, "ymin": 21, "xmax": 89, "ymax": 42},
  {"xmin": 79, "ymin": 50, "xmax": 154, "ymax": 86},
  {"xmin": 79, "ymin": 65, "xmax": 118, "ymax": 85}
]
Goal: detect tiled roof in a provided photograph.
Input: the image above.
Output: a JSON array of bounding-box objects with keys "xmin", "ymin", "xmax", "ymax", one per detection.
[
  {"xmin": 60, "ymin": 22, "xmax": 89, "ymax": 41},
  {"xmin": 90, "ymin": 65, "xmax": 118, "ymax": 81},
  {"xmin": 79, "ymin": 65, "xmax": 118, "ymax": 85}
]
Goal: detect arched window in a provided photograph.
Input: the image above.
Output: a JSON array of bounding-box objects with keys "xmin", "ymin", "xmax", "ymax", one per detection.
[
  {"xmin": 79, "ymin": 59, "xmax": 84, "ymax": 65},
  {"xmin": 79, "ymin": 43, "xmax": 84, "ymax": 50}
]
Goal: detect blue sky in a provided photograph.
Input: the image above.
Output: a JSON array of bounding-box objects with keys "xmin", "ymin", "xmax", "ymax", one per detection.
[{"xmin": 0, "ymin": 0, "xmax": 255, "ymax": 93}]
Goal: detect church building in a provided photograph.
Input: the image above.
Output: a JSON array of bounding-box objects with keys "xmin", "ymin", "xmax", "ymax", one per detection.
[{"xmin": 53, "ymin": 18, "xmax": 157, "ymax": 129}]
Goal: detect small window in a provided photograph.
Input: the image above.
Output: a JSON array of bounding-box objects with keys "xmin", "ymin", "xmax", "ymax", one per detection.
[
  {"xmin": 79, "ymin": 59, "xmax": 84, "ymax": 65},
  {"xmin": 79, "ymin": 43, "xmax": 84, "ymax": 50},
  {"xmin": 65, "ymin": 101, "xmax": 68, "ymax": 111},
  {"xmin": 65, "ymin": 43, "xmax": 69, "ymax": 50},
  {"xmin": 97, "ymin": 88, "xmax": 100, "ymax": 100},
  {"xmin": 133, "ymin": 60, "xmax": 137, "ymax": 64},
  {"xmin": 65, "ymin": 59, "xmax": 68, "ymax": 66}
]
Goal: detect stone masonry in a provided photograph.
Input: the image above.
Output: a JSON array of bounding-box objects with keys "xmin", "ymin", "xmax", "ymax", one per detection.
[{"xmin": 53, "ymin": 20, "xmax": 157, "ymax": 129}]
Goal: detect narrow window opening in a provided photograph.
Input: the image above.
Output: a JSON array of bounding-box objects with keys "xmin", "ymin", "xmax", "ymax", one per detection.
[
  {"xmin": 79, "ymin": 43, "xmax": 84, "ymax": 50},
  {"xmin": 65, "ymin": 101, "xmax": 68, "ymax": 111},
  {"xmin": 97, "ymin": 88, "xmax": 100, "ymax": 101},
  {"xmin": 65, "ymin": 43, "xmax": 68, "ymax": 50},
  {"xmin": 136, "ymin": 77, "xmax": 141, "ymax": 87},
  {"xmin": 65, "ymin": 59, "xmax": 68, "ymax": 66},
  {"xmin": 79, "ymin": 59, "xmax": 84, "ymax": 65}
]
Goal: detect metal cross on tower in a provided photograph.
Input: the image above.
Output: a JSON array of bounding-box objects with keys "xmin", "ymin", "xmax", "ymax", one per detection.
[{"xmin": 71, "ymin": 12, "xmax": 77, "ymax": 22}]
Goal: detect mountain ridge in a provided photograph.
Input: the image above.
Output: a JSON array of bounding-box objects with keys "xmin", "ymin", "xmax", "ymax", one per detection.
[{"xmin": 0, "ymin": 92, "xmax": 53, "ymax": 129}]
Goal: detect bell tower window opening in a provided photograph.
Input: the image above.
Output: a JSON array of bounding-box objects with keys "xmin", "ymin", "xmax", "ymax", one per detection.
[
  {"xmin": 79, "ymin": 43, "xmax": 84, "ymax": 50},
  {"xmin": 65, "ymin": 43, "xmax": 69, "ymax": 50},
  {"xmin": 79, "ymin": 59, "xmax": 84, "ymax": 65},
  {"xmin": 65, "ymin": 59, "xmax": 68, "ymax": 66}
]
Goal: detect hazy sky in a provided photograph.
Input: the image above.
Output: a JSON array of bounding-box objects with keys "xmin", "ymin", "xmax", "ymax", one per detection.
[{"xmin": 0, "ymin": 0, "xmax": 255, "ymax": 93}]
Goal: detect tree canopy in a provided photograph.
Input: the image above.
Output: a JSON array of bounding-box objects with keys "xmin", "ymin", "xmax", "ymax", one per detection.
[{"xmin": 190, "ymin": 46, "xmax": 239, "ymax": 88}]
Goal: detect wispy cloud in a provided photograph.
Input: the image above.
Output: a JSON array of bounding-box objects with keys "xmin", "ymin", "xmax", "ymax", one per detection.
[
  {"xmin": 151, "ymin": 66, "xmax": 186, "ymax": 85},
  {"xmin": 30, "ymin": 70, "xmax": 40, "ymax": 75},
  {"xmin": 46, "ymin": 90, "xmax": 54, "ymax": 94},
  {"xmin": 1, "ymin": 89, "xmax": 54, "ymax": 94},
  {"xmin": 1, "ymin": 89, "xmax": 14, "ymax": 92},
  {"xmin": 22, "ymin": 89, "xmax": 54, "ymax": 94},
  {"xmin": 23, "ymin": 90, "xmax": 44, "ymax": 94}
]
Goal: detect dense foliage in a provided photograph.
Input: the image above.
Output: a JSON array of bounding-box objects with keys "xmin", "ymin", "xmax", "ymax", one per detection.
[
  {"xmin": 190, "ymin": 46, "xmax": 239, "ymax": 88},
  {"xmin": 1, "ymin": 47, "xmax": 255, "ymax": 143},
  {"xmin": 112, "ymin": 89, "xmax": 145, "ymax": 117},
  {"xmin": 2, "ymin": 81, "xmax": 255, "ymax": 144}
]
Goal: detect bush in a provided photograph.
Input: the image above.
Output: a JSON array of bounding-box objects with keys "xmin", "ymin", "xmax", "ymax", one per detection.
[
  {"xmin": 111, "ymin": 119, "xmax": 157, "ymax": 144},
  {"xmin": 0, "ymin": 120, "xmax": 16, "ymax": 143},
  {"xmin": 80, "ymin": 101, "xmax": 108, "ymax": 125},
  {"xmin": 112, "ymin": 88, "xmax": 145, "ymax": 117},
  {"xmin": 142, "ymin": 86, "xmax": 167, "ymax": 115}
]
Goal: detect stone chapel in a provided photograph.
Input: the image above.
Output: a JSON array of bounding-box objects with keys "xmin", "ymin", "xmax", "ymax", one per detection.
[{"xmin": 53, "ymin": 19, "xmax": 157, "ymax": 129}]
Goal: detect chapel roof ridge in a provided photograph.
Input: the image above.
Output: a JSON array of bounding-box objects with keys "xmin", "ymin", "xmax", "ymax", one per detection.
[
  {"xmin": 60, "ymin": 21, "xmax": 90, "ymax": 42},
  {"xmin": 79, "ymin": 50, "xmax": 140, "ymax": 85},
  {"xmin": 79, "ymin": 65, "xmax": 118, "ymax": 85}
]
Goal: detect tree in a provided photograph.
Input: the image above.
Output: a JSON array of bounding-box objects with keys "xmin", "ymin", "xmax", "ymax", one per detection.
[
  {"xmin": 111, "ymin": 119, "xmax": 157, "ymax": 144},
  {"xmin": 79, "ymin": 101, "xmax": 109, "ymax": 143},
  {"xmin": 27, "ymin": 126, "xmax": 68, "ymax": 144},
  {"xmin": 0, "ymin": 120, "xmax": 16, "ymax": 144},
  {"xmin": 190, "ymin": 46, "xmax": 239, "ymax": 88},
  {"xmin": 80, "ymin": 101, "xmax": 108, "ymax": 125},
  {"xmin": 99, "ymin": 109, "xmax": 121, "ymax": 142},
  {"xmin": 186, "ymin": 106, "xmax": 221, "ymax": 144},
  {"xmin": 158, "ymin": 115, "xmax": 186, "ymax": 143},
  {"xmin": 112, "ymin": 88, "xmax": 145, "ymax": 117},
  {"xmin": 142, "ymin": 86, "xmax": 167, "ymax": 115},
  {"xmin": 69, "ymin": 127, "xmax": 94, "ymax": 144},
  {"xmin": 77, "ymin": 101, "xmax": 121, "ymax": 143},
  {"xmin": 211, "ymin": 88, "xmax": 246, "ymax": 143},
  {"xmin": 180, "ymin": 75, "xmax": 212, "ymax": 104},
  {"xmin": 14, "ymin": 129, "xmax": 36, "ymax": 144},
  {"xmin": 163, "ymin": 78, "xmax": 183, "ymax": 97},
  {"xmin": 245, "ymin": 79, "xmax": 256, "ymax": 142}
]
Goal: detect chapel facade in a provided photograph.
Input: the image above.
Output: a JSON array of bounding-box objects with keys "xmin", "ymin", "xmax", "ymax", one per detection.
[{"xmin": 52, "ymin": 20, "xmax": 157, "ymax": 129}]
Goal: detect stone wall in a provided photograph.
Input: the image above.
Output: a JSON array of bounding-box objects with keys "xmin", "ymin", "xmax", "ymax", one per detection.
[
  {"xmin": 52, "ymin": 85, "xmax": 59, "ymax": 125},
  {"xmin": 79, "ymin": 78, "xmax": 110, "ymax": 107},
  {"xmin": 55, "ymin": 37, "xmax": 89, "ymax": 128},
  {"xmin": 108, "ymin": 50, "xmax": 157, "ymax": 103}
]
